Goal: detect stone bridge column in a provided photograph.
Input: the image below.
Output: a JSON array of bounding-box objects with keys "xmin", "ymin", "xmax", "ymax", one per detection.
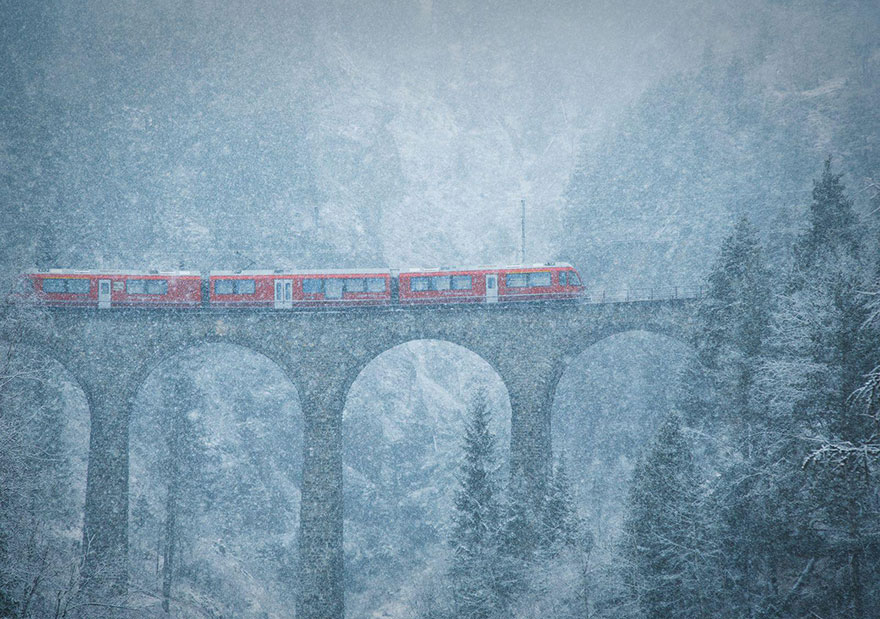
[
  {"xmin": 76, "ymin": 359, "xmax": 140, "ymax": 611},
  {"xmin": 294, "ymin": 355, "xmax": 352, "ymax": 619},
  {"xmin": 496, "ymin": 352, "xmax": 566, "ymax": 502}
]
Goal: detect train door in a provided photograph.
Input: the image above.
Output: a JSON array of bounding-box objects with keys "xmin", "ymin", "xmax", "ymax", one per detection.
[
  {"xmin": 390, "ymin": 271, "xmax": 399, "ymax": 304},
  {"xmin": 274, "ymin": 279, "xmax": 292, "ymax": 309},
  {"xmin": 485, "ymin": 274, "xmax": 498, "ymax": 304},
  {"xmin": 98, "ymin": 279, "xmax": 111, "ymax": 309}
]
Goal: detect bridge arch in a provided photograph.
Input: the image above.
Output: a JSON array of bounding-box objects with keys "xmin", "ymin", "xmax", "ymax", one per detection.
[
  {"xmin": 127, "ymin": 341, "xmax": 304, "ymax": 615},
  {"xmin": 342, "ymin": 338, "xmax": 511, "ymax": 617},
  {"xmin": 125, "ymin": 334, "xmax": 304, "ymax": 407},
  {"xmin": 550, "ymin": 328, "xmax": 702, "ymax": 552}
]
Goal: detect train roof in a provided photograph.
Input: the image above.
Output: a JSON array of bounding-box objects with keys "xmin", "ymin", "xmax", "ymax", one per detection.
[
  {"xmin": 397, "ymin": 262, "xmax": 574, "ymax": 273},
  {"xmin": 209, "ymin": 269, "xmax": 392, "ymax": 276},
  {"xmin": 29, "ymin": 269, "xmax": 201, "ymax": 276},
  {"xmin": 25, "ymin": 263, "xmax": 575, "ymax": 277}
]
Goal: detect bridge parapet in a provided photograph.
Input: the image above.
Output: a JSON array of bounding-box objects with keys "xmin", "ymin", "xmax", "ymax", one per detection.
[{"xmin": 586, "ymin": 286, "xmax": 703, "ymax": 304}]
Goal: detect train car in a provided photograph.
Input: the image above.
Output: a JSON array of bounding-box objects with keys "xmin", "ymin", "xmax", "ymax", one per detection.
[
  {"xmin": 209, "ymin": 270, "xmax": 392, "ymax": 308},
  {"xmin": 23, "ymin": 270, "xmax": 202, "ymax": 308},
  {"xmin": 398, "ymin": 263, "xmax": 583, "ymax": 305},
  {"xmin": 397, "ymin": 267, "xmax": 486, "ymax": 304},
  {"xmin": 497, "ymin": 263, "xmax": 583, "ymax": 303}
]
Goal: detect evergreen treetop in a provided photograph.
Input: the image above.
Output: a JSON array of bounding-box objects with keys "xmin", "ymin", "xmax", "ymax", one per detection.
[
  {"xmin": 796, "ymin": 156, "xmax": 859, "ymax": 269},
  {"xmin": 701, "ymin": 215, "xmax": 772, "ymax": 366},
  {"xmin": 541, "ymin": 453, "xmax": 582, "ymax": 554}
]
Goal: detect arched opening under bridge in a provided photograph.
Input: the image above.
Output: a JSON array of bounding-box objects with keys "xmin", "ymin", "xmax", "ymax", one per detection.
[
  {"xmin": 552, "ymin": 330, "xmax": 701, "ymax": 552},
  {"xmin": 128, "ymin": 342, "xmax": 303, "ymax": 617},
  {"xmin": 343, "ymin": 339, "xmax": 511, "ymax": 618}
]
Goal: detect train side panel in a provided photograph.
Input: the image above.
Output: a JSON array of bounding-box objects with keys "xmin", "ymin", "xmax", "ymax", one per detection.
[
  {"xmin": 398, "ymin": 270, "xmax": 485, "ymax": 305},
  {"xmin": 399, "ymin": 265, "xmax": 583, "ymax": 305},
  {"xmin": 29, "ymin": 273, "xmax": 202, "ymax": 308},
  {"xmin": 498, "ymin": 266, "xmax": 581, "ymax": 302},
  {"xmin": 114, "ymin": 275, "xmax": 202, "ymax": 307},
  {"xmin": 209, "ymin": 273, "xmax": 392, "ymax": 308},
  {"xmin": 296, "ymin": 273, "xmax": 391, "ymax": 307},
  {"xmin": 209, "ymin": 274, "xmax": 275, "ymax": 307}
]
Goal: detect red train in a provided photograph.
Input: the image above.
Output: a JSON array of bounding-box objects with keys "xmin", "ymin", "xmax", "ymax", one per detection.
[{"xmin": 18, "ymin": 264, "xmax": 583, "ymax": 309}]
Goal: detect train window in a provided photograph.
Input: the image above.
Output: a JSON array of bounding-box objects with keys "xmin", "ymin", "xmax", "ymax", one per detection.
[
  {"xmin": 67, "ymin": 279, "xmax": 90, "ymax": 294},
  {"xmin": 366, "ymin": 278, "xmax": 386, "ymax": 293},
  {"xmin": 567, "ymin": 271, "xmax": 582, "ymax": 286},
  {"xmin": 325, "ymin": 279, "xmax": 343, "ymax": 299},
  {"xmin": 505, "ymin": 273, "xmax": 528, "ymax": 288},
  {"xmin": 303, "ymin": 278, "xmax": 323, "ymax": 294},
  {"xmin": 128, "ymin": 279, "xmax": 167, "ymax": 294},
  {"xmin": 235, "ymin": 279, "xmax": 255, "ymax": 294},
  {"xmin": 214, "ymin": 279, "xmax": 254, "ymax": 295},
  {"xmin": 528, "ymin": 272, "xmax": 552, "ymax": 287},
  {"xmin": 146, "ymin": 280, "xmax": 168, "ymax": 295},
  {"xmin": 432, "ymin": 276, "xmax": 451, "ymax": 291},
  {"xmin": 214, "ymin": 279, "xmax": 234, "ymax": 295},
  {"xmin": 451, "ymin": 275, "xmax": 472, "ymax": 290},
  {"xmin": 411, "ymin": 277, "xmax": 430, "ymax": 292},
  {"xmin": 344, "ymin": 278, "xmax": 366, "ymax": 293},
  {"xmin": 42, "ymin": 278, "xmax": 66, "ymax": 293}
]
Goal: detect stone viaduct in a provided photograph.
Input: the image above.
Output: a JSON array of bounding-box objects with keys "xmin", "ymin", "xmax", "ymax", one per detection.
[{"xmin": 17, "ymin": 297, "xmax": 698, "ymax": 617}]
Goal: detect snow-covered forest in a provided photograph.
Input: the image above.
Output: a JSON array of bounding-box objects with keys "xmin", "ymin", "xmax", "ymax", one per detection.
[{"xmin": 1, "ymin": 0, "xmax": 879, "ymax": 617}]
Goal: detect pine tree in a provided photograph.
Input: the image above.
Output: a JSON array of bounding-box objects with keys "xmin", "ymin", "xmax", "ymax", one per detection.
[
  {"xmin": 494, "ymin": 477, "xmax": 534, "ymax": 610},
  {"xmin": 622, "ymin": 412, "xmax": 713, "ymax": 619},
  {"xmin": 675, "ymin": 216, "xmax": 776, "ymax": 615},
  {"xmin": 688, "ymin": 215, "xmax": 772, "ymax": 427},
  {"xmin": 448, "ymin": 390, "xmax": 502, "ymax": 619},
  {"xmin": 540, "ymin": 454, "xmax": 581, "ymax": 554},
  {"xmin": 753, "ymin": 158, "xmax": 877, "ymax": 617},
  {"xmin": 795, "ymin": 156, "xmax": 859, "ymax": 269}
]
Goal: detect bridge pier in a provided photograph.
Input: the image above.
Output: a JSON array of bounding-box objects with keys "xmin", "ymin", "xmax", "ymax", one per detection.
[
  {"xmin": 79, "ymin": 372, "xmax": 133, "ymax": 613},
  {"xmin": 294, "ymin": 358, "xmax": 349, "ymax": 619},
  {"xmin": 497, "ymin": 354, "xmax": 565, "ymax": 503}
]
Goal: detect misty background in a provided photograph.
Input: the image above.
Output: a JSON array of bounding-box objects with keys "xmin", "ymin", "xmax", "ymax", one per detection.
[{"xmin": 4, "ymin": 0, "xmax": 877, "ymax": 276}]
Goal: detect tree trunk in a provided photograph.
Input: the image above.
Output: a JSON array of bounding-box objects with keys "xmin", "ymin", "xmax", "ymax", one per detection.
[
  {"xmin": 851, "ymin": 548, "xmax": 864, "ymax": 619},
  {"xmin": 162, "ymin": 432, "xmax": 181, "ymax": 614},
  {"xmin": 162, "ymin": 474, "xmax": 178, "ymax": 613}
]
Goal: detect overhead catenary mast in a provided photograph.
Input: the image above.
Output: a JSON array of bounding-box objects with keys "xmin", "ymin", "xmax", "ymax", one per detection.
[{"xmin": 521, "ymin": 198, "xmax": 526, "ymax": 264}]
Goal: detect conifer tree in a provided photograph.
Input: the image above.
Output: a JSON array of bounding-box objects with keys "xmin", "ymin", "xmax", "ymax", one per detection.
[
  {"xmin": 795, "ymin": 156, "xmax": 859, "ymax": 269},
  {"xmin": 622, "ymin": 412, "xmax": 713, "ymax": 619},
  {"xmin": 679, "ymin": 217, "xmax": 779, "ymax": 614},
  {"xmin": 494, "ymin": 477, "xmax": 535, "ymax": 609},
  {"xmin": 684, "ymin": 215, "xmax": 772, "ymax": 428},
  {"xmin": 448, "ymin": 390, "xmax": 502, "ymax": 618},
  {"xmin": 540, "ymin": 454, "xmax": 581, "ymax": 554},
  {"xmin": 753, "ymin": 158, "xmax": 877, "ymax": 616}
]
